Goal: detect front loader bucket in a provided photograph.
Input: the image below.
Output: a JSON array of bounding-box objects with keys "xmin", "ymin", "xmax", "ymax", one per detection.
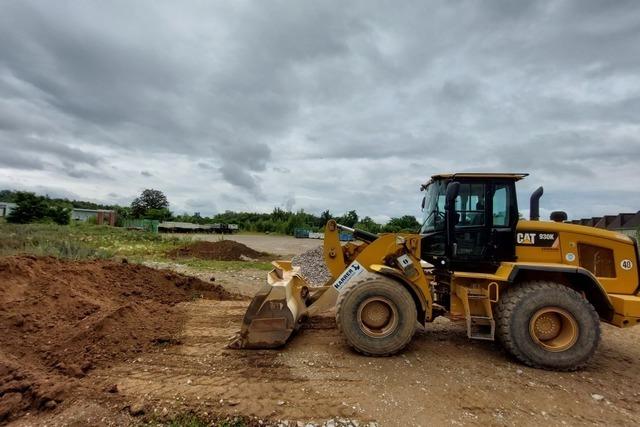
[{"xmin": 228, "ymin": 261, "xmax": 309, "ymax": 349}]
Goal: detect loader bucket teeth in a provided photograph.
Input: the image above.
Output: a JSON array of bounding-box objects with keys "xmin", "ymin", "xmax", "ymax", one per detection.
[{"xmin": 228, "ymin": 262, "xmax": 307, "ymax": 349}]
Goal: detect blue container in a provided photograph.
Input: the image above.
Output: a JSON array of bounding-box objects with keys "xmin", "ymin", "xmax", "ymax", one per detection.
[
  {"xmin": 294, "ymin": 228, "xmax": 310, "ymax": 238},
  {"xmin": 339, "ymin": 231, "xmax": 354, "ymax": 241}
]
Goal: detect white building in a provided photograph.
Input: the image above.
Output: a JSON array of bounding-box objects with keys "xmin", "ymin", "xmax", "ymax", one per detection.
[{"xmin": 0, "ymin": 202, "xmax": 17, "ymax": 217}]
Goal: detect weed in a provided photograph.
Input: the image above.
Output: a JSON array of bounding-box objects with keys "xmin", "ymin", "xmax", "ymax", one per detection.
[
  {"xmin": 176, "ymin": 259, "xmax": 273, "ymax": 271},
  {"xmin": 0, "ymin": 222, "xmax": 183, "ymax": 260},
  {"xmin": 0, "ymin": 223, "xmax": 271, "ymax": 273},
  {"xmin": 165, "ymin": 414, "xmax": 210, "ymax": 427},
  {"xmin": 139, "ymin": 413, "xmax": 249, "ymax": 427}
]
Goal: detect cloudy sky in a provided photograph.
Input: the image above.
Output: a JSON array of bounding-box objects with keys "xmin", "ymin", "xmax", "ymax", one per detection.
[{"xmin": 1, "ymin": 0, "xmax": 639, "ymax": 223}]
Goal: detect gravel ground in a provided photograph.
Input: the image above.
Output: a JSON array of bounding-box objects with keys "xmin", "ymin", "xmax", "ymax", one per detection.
[
  {"xmin": 291, "ymin": 246, "xmax": 333, "ymax": 286},
  {"xmin": 165, "ymin": 233, "xmax": 321, "ymax": 257}
]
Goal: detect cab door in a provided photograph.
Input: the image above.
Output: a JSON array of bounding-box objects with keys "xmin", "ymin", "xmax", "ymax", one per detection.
[
  {"xmin": 451, "ymin": 181, "xmax": 490, "ymax": 262},
  {"xmin": 450, "ymin": 180, "xmax": 517, "ymax": 271},
  {"xmin": 487, "ymin": 180, "xmax": 518, "ymax": 262}
]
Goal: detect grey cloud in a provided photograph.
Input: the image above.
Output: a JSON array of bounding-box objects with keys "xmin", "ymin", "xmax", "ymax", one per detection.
[
  {"xmin": 0, "ymin": 150, "xmax": 45, "ymax": 170},
  {"xmin": 184, "ymin": 198, "xmax": 216, "ymax": 216},
  {"xmin": 197, "ymin": 162, "xmax": 215, "ymax": 170},
  {"xmin": 220, "ymin": 193, "xmax": 246, "ymax": 205},
  {"xmin": 283, "ymin": 194, "xmax": 295, "ymax": 212},
  {"xmin": 1, "ymin": 131, "xmax": 102, "ymax": 178},
  {"xmin": 219, "ymin": 163, "xmax": 263, "ymax": 197},
  {"xmin": 0, "ymin": 1, "xmax": 639, "ymax": 219},
  {"xmin": 141, "ymin": 171, "xmax": 152, "ymax": 177},
  {"xmin": 18, "ymin": 138, "xmax": 100, "ymax": 166}
]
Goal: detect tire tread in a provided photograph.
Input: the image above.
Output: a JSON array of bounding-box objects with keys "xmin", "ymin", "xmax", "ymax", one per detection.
[
  {"xmin": 335, "ymin": 273, "xmax": 415, "ymax": 357},
  {"xmin": 495, "ymin": 280, "xmax": 600, "ymax": 371}
]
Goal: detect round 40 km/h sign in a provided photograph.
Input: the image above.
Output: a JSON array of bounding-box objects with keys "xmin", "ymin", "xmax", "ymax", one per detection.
[{"xmin": 621, "ymin": 259, "xmax": 633, "ymax": 270}]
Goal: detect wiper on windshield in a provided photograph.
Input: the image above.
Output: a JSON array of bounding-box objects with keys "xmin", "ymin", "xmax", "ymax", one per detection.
[{"xmin": 420, "ymin": 209, "xmax": 437, "ymax": 231}]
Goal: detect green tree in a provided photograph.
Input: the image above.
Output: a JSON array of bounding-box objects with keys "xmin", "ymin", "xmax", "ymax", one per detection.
[
  {"xmin": 319, "ymin": 209, "xmax": 332, "ymax": 227},
  {"xmin": 144, "ymin": 208, "xmax": 172, "ymax": 221},
  {"xmin": 338, "ymin": 210, "xmax": 358, "ymax": 227},
  {"xmin": 5, "ymin": 192, "xmax": 70, "ymax": 224},
  {"xmin": 383, "ymin": 215, "xmax": 420, "ymax": 233},
  {"xmin": 356, "ymin": 216, "xmax": 381, "ymax": 233},
  {"xmin": 6, "ymin": 192, "xmax": 49, "ymax": 223},
  {"xmin": 47, "ymin": 205, "xmax": 71, "ymax": 225},
  {"xmin": 284, "ymin": 210, "xmax": 311, "ymax": 235},
  {"xmin": 0, "ymin": 190, "xmax": 18, "ymax": 203},
  {"xmin": 131, "ymin": 189, "xmax": 169, "ymax": 218}
]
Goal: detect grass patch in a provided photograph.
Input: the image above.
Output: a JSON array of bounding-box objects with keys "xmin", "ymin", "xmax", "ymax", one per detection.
[
  {"xmin": 0, "ymin": 223, "xmax": 274, "ymax": 273},
  {"xmin": 165, "ymin": 414, "xmax": 210, "ymax": 427},
  {"xmin": 175, "ymin": 258, "xmax": 274, "ymax": 271},
  {"xmin": 139, "ymin": 413, "xmax": 248, "ymax": 427},
  {"xmin": 0, "ymin": 222, "xmax": 185, "ymax": 260}
]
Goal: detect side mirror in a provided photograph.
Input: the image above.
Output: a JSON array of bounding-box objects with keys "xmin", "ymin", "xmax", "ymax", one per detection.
[{"xmin": 445, "ymin": 182, "xmax": 460, "ymax": 210}]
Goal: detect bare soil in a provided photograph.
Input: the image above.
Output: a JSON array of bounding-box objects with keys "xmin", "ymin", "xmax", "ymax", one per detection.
[
  {"xmin": 0, "ymin": 256, "xmax": 240, "ymax": 425},
  {"xmin": 167, "ymin": 234, "xmax": 322, "ymax": 258},
  {"xmin": 19, "ymin": 299, "xmax": 640, "ymax": 427},
  {"xmin": 168, "ymin": 240, "xmax": 270, "ymax": 261},
  {"xmin": 3, "ymin": 243, "xmax": 640, "ymax": 426}
]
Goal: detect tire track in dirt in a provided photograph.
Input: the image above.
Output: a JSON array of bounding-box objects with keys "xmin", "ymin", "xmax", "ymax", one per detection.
[
  {"xmin": 99, "ymin": 300, "xmax": 355, "ymax": 422},
  {"xmin": 96, "ymin": 299, "xmax": 640, "ymax": 426}
]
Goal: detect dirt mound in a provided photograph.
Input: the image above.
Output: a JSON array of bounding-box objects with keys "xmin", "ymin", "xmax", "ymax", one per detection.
[
  {"xmin": 0, "ymin": 255, "xmax": 240, "ymax": 424},
  {"xmin": 168, "ymin": 240, "xmax": 269, "ymax": 261}
]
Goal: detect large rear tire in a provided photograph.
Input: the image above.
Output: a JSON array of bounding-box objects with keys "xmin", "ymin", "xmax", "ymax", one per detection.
[
  {"xmin": 336, "ymin": 273, "xmax": 416, "ymax": 356},
  {"xmin": 495, "ymin": 281, "xmax": 600, "ymax": 371}
]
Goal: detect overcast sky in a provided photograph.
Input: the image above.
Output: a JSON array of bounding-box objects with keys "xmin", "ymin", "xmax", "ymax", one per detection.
[{"xmin": 1, "ymin": 0, "xmax": 639, "ymax": 223}]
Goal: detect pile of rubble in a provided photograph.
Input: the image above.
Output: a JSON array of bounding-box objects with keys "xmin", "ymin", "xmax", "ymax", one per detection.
[{"xmin": 291, "ymin": 246, "xmax": 333, "ymax": 286}]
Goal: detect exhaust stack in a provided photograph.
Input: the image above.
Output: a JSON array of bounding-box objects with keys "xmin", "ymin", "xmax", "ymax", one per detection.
[{"xmin": 529, "ymin": 186, "xmax": 544, "ymax": 220}]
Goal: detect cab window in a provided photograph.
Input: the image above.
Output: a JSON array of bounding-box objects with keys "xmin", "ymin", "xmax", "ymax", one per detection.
[
  {"xmin": 492, "ymin": 184, "xmax": 511, "ymax": 227},
  {"xmin": 454, "ymin": 183, "xmax": 485, "ymax": 227}
]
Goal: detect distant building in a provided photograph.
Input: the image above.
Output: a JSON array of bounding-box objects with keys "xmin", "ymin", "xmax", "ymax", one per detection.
[
  {"xmin": 0, "ymin": 202, "xmax": 17, "ymax": 217},
  {"xmin": 158, "ymin": 221, "xmax": 238, "ymax": 233},
  {"xmin": 0, "ymin": 203, "xmax": 115, "ymax": 225},
  {"xmin": 71, "ymin": 208, "xmax": 116, "ymax": 225},
  {"xmin": 570, "ymin": 211, "xmax": 640, "ymax": 237}
]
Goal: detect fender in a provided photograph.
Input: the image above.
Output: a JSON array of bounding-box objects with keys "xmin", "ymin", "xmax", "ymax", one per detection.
[
  {"xmin": 369, "ymin": 264, "xmax": 429, "ymax": 323},
  {"xmin": 508, "ymin": 264, "xmax": 614, "ymax": 321}
]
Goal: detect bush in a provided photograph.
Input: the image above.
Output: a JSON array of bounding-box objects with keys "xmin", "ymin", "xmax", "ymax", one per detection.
[
  {"xmin": 6, "ymin": 192, "xmax": 71, "ymax": 225},
  {"xmin": 7, "ymin": 192, "xmax": 49, "ymax": 224},
  {"xmin": 48, "ymin": 205, "xmax": 71, "ymax": 225},
  {"xmin": 382, "ymin": 215, "xmax": 420, "ymax": 233}
]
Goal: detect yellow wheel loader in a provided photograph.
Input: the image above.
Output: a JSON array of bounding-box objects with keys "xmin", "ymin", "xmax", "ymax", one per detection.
[{"xmin": 229, "ymin": 173, "xmax": 640, "ymax": 370}]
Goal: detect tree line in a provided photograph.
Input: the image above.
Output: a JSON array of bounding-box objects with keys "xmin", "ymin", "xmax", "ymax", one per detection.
[{"xmin": 0, "ymin": 189, "xmax": 421, "ymax": 233}]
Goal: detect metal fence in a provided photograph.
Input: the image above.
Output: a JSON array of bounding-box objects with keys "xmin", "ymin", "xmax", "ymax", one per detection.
[{"xmin": 122, "ymin": 219, "xmax": 159, "ymax": 233}]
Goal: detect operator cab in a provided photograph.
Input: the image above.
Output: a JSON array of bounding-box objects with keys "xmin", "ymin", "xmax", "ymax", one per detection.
[{"xmin": 420, "ymin": 173, "xmax": 526, "ymax": 272}]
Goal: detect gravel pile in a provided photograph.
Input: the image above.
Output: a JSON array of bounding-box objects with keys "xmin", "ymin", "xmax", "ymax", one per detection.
[{"xmin": 291, "ymin": 245, "xmax": 333, "ymax": 286}]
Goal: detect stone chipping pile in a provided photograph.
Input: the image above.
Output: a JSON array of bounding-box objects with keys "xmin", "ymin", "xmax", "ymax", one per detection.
[{"xmin": 291, "ymin": 245, "xmax": 333, "ymax": 286}]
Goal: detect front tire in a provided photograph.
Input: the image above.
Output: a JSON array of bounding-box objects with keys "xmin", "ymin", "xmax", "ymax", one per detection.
[
  {"xmin": 336, "ymin": 273, "xmax": 417, "ymax": 356},
  {"xmin": 495, "ymin": 281, "xmax": 601, "ymax": 371}
]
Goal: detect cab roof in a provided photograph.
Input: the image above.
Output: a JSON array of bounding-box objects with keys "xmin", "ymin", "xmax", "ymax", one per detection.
[
  {"xmin": 421, "ymin": 173, "xmax": 528, "ymax": 190},
  {"xmin": 430, "ymin": 173, "xmax": 528, "ymax": 181}
]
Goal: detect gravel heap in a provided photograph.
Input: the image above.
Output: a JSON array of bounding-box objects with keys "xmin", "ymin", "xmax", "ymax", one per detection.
[{"xmin": 291, "ymin": 245, "xmax": 333, "ymax": 286}]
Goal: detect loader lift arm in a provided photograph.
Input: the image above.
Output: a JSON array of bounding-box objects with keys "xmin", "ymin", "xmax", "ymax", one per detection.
[{"xmin": 228, "ymin": 220, "xmax": 429, "ymax": 349}]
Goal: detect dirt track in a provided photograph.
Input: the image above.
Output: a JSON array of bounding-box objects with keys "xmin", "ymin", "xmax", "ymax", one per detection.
[
  {"xmin": 167, "ymin": 233, "xmax": 322, "ymax": 258},
  {"xmin": 96, "ymin": 303, "xmax": 640, "ymax": 426},
  {"xmin": 14, "ymin": 296, "xmax": 640, "ymax": 426}
]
